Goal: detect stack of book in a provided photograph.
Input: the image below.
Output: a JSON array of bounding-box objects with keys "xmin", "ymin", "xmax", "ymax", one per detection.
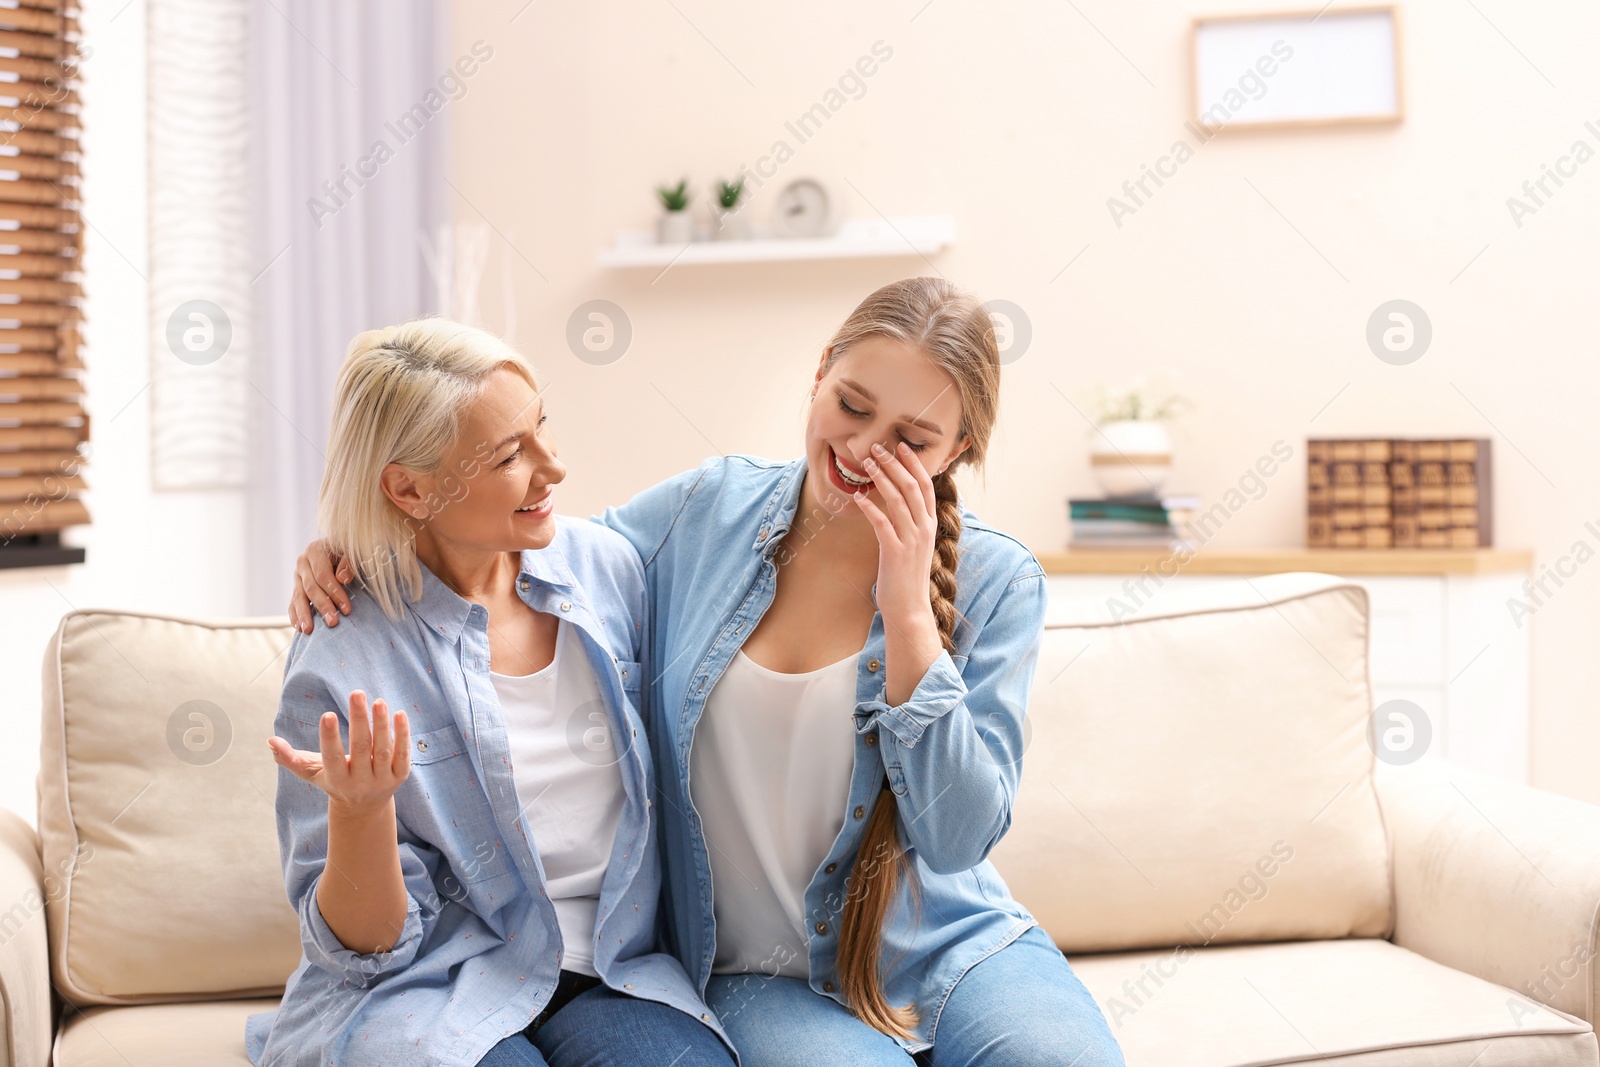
[
  {"xmin": 1069, "ymin": 493, "xmax": 1201, "ymax": 550},
  {"xmin": 1306, "ymin": 437, "xmax": 1493, "ymax": 548}
]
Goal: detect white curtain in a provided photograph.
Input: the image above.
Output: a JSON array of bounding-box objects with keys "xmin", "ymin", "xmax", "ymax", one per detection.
[
  {"xmin": 245, "ymin": 0, "xmax": 450, "ymax": 614},
  {"xmin": 148, "ymin": 0, "xmax": 251, "ymax": 490}
]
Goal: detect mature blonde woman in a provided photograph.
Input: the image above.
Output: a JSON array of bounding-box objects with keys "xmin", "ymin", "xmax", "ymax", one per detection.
[
  {"xmin": 292, "ymin": 280, "xmax": 1125, "ymax": 1065},
  {"xmin": 245, "ymin": 320, "xmax": 734, "ymax": 1067}
]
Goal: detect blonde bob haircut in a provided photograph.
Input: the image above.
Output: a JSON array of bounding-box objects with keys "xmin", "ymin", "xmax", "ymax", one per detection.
[{"xmin": 317, "ymin": 317, "xmax": 537, "ymax": 620}]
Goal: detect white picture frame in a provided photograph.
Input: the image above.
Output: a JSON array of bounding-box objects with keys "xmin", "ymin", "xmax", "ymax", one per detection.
[{"xmin": 1191, "ymin": 5, "xmax": 1405, "ymax": 132}]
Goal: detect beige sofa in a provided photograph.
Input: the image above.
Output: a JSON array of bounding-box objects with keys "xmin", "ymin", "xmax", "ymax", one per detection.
[{"xmin": 4, "ymin": 572, "xmax": 1599, "ymax": 1066}]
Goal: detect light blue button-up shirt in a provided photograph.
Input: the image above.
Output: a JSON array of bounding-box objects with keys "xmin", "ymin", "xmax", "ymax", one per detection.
[
  {"xmin": 596, "ymin": 455, "xmax": 1047, "ymax": 1053},
  {"xmin": 245, "ymin": 516, "xmax": 728, "ymax": 1067}
]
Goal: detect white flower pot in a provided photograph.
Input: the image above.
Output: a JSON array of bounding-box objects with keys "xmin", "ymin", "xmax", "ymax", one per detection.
[
  {"xmin": 712, "ymin": 205, "xmax": 750, "ymax": 241},
  {"xmin": 657, "ymin": 211, "xmax": 693, "ymax": 245},
  {"xmin": 1089, "ymin": 419, "xmax": 1172, "ymax": 498}
]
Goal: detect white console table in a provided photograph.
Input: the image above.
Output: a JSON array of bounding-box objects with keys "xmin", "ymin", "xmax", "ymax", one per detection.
[{"xmin": 1038, "ymin": 548, "xmax": 1534, "ymax": 783}]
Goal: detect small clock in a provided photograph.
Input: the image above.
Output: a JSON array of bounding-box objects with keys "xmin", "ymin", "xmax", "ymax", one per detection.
[{"xmin": 770, "ymin": 178, "xmax": 835, "ymax": 238}]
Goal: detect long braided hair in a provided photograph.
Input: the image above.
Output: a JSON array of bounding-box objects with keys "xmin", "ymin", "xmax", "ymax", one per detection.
[{"xmin": 820, "ymin": 277, "xmax": 1002, "ymax": 1039}]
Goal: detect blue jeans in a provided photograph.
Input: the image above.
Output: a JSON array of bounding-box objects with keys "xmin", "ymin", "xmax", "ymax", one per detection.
[
  {"xmin": 704, "ymin": 925, "xmax": 1125, "ymax": 1067},
  {"xmin": 476, "ymin": 976, "xmax": 734, "ymax": 1067}
]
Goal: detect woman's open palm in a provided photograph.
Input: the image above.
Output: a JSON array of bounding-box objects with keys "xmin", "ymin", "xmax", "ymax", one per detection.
[{"xmin": 268, "ymin": 690, "xmax": 410, "ymax": 815}]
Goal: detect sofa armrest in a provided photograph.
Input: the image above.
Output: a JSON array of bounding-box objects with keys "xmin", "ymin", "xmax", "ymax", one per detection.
[
  {"xmin": 1377, "ymin": 758, "xmax": 1600, "ymax": 1025},
  {"xmin": 0, "ymin": 806, "xmax": 51, "ymax": 1067}
]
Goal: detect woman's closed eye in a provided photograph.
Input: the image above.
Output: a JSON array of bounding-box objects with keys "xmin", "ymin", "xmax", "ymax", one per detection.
[{"xmin": 837, "ymin": 394, "xmax": 930, "ymax": 452}]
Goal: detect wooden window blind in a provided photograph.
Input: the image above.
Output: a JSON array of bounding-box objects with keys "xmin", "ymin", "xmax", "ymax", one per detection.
[{"xmin": 0, "ymin": 0, "xmax": 85, "ymax": 568}]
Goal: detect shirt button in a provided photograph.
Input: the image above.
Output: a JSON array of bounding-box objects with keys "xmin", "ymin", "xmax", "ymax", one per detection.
[
  {"xmin": 824, "ymin": 863, "xmax": 837, "ymax": 874},
  {"xmin": 623, "ymin": 983, "xmax": 634, "ymax": 990},
  {"xmin": 823, "ymin": 981, "xmax": 836, "ymax": 993},
  {"xmin": 757, "ymin": 529, "xmax": 768, "ymax": 542},
  {"xmin": 865, "ymin": 734, "xmax": 878, "ymax": 747},
  {"xmin": 701, "ymin": 1013, "xmax": 710, "ymax": 1022},
  {"xmin": 853, "ymin": 805, "xmax": 865, "ymax": 820},
  {"xmin": 559, "ymin": 601, "xmax": 572, "ymax": 612},
  {"xmin": 867, "ymin": 658, "xmax": 881, "ymax": 673},
  {"xmin": 814, "ymin": 921, "xmax": 828, "ymax": 935},
  {"xmin": 416, "ymin": 740, "xmax": 429, "ymax": 752},
  {"xmin": 518, "ymin": 578, "xmax": 530, "ymax": 592}
]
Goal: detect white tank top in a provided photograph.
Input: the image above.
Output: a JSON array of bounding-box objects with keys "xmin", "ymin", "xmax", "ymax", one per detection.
[
  {"xmin": 490, "ymin": 619, "xmax": 623, "ymax": 978},
  {"xmin": 689, "ymin": 648, "xmax": 859, "ymax": 978}
]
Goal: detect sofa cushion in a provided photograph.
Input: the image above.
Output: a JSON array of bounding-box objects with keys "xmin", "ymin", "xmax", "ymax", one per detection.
[
  {"xmin": 990, "ymin": 572, "xmax": 1392, "ymax": 953},
  {"xmin": 1067, "ymin": 938, "xmax": 1596, "ymax": 1066},
  {"xmin": 52, "ymin": 944, "xmax": 1596, "ymax": 1067},
  {"xmin": 0, "ymin": 808, "xmax": 51, "ymax": 1067},
  {"xmin": 37, "ymin": 610, "xmax": 302, "ymax": 1004},
  {"xmin": 54, "ymin": 997, "xmax": 279, "ymax": 1066}
]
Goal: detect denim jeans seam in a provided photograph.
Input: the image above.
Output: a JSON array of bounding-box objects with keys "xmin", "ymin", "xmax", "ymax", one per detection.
[{"xmin": 921, "ymin": 917, "xmax": 1039, "ymax": 1047}]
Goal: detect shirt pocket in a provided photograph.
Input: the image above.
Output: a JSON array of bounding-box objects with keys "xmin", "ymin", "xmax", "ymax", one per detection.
[
  {"xmin": 396, "ymin": 725, "xmax": 516, "ymax": 897},
  {"xmin": 408, "ymin": 723, "xmax": 469, "ymax": 766},
  {"xmin": 395, "ymin": 723, "xmax": 473, "ymax": 845},
  {"xmin": 615, "ymin": 657, "xmax": 642, "ymax": 698}
]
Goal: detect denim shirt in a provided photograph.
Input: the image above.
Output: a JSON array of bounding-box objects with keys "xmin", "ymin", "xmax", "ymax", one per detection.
[
  {"xmin": 244, "ymin": 516, "xmax": 728, "ymax": 1067},
  {"xmin": 596, "ymin": 455, "xmax": 1047, "ymax": 1053}
]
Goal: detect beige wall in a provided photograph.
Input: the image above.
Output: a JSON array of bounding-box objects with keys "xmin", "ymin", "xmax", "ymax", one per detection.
[{"xmin": 451, "ymin": 2, "xmax": 1600, "ymax": 801}]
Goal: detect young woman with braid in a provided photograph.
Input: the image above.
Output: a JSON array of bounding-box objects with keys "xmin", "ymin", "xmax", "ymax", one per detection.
[{"xmin": 290, "ymin": 278, "xmax": 1125, "ymax": 1065}]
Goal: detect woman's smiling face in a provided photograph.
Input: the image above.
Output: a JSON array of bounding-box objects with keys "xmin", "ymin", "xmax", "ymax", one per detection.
[
  {"xmin": 807, "ymin": 335, "xmax": 969, "ymax": 513},
  {"xmin": 385, "ymin": 366, "xmax": 567, "ymax": 553}
]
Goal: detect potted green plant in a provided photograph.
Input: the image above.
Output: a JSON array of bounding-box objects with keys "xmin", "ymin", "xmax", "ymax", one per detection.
[
  {"xmin": 656, "ymin": 178, "xmax": 692, "ymax": 244},
  {"xmin": 1078, "ymin": 373, "xmax": 1194, "ymax": 498},
  {"xmin": 711, "ymin": 177, "xmax": 749, "ymax": 241}
]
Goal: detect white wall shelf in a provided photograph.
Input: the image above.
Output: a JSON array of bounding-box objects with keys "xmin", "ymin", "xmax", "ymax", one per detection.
[{"xmin": 595, "ymin": 216, "xmax": 955, "ymax": 268}]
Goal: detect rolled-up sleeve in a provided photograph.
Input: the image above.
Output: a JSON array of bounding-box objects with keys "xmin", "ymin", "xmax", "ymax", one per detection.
[
  {"xmin": 297, "ymin": 852, "xmax": 430, "ymax": 986},
  {"xmin": 273, "ymin": 660, "xmax": 445, "ymax": 989},
  {"xmin": 853, "ymin": 564, "xmax": 1047, "ymax": 876}
]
